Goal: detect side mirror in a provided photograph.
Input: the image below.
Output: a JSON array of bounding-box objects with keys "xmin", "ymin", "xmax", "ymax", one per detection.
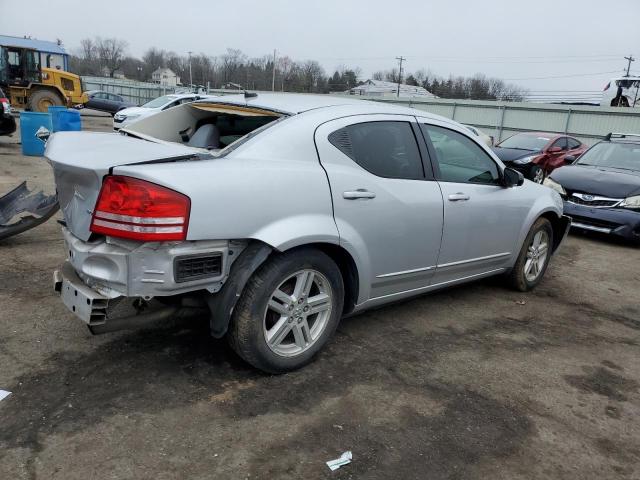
[
  {"xmin": 503, "ymin": 167, "xmax": 524, "ymax": 187},
  {"xmin": 547, "ymin": 146, "xmax": 562, "ymax": 153},
  {"xmin": 564, "ymin": 155, "xmax": 576, "ymax": 164}
]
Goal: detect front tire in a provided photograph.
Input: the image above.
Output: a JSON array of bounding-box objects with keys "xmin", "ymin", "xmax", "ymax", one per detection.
[
  {"xmin": 507, "ymin": 218, "xmax": 553, "ymax": 291},
  {"xmin": 530, "ymin": 165, "xmax": 545, "ymax": 184},
  {"xmin": 27, "ymin": 89, "xmax": 64, "ymax": 112},
  {"xmin": 227, "ymin": 248, "xmax": 344, "ymax": 373}
]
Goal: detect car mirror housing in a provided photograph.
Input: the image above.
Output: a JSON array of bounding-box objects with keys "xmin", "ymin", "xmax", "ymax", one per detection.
[{"xmin": 503, "ymin": 167, "xmax": 524, "ymax": 187}]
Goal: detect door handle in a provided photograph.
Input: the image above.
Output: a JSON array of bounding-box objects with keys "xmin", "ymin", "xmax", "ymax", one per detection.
[
  {"xmin": 448, "ymin": 193, "xmax": 470, "ymax": 202},
  {"xmin": 343, "ymin": 189, "xmax": 376, "ymax": 200}
]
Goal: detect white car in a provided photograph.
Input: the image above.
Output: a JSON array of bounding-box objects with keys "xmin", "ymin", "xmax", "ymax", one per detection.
[
  {"xmin": 602, "ymin": 76, "xmax": 640, "ymax": 107},
  {"xmin": 463, "ymin": 124, "xmax": 493, "ymax": 147},
  {"xmin": 113, "ymin": 93, "xmax": 211, "ymax": 130}
]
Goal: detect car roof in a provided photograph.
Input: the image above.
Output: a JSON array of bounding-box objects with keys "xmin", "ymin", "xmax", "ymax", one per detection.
[{"xmin": 191, "ymin": 92, "xmax": 448, "ymax": 120}]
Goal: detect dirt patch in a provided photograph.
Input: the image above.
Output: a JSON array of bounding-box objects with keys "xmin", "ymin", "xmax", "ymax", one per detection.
[{"xmin": 564, "ymin": 366, "xmax": 639, "ymax": 402}]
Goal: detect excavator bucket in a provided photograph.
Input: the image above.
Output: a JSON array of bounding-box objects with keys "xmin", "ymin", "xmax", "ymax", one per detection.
[{"xmin": 0, "ymin": 181, "xmax": 59, "ymax": 241}]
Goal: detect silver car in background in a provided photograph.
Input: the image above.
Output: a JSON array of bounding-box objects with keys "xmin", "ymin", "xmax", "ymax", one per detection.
[{"xmin": 48, "ymin": 93, "xmax": 569, "ymax": 373}]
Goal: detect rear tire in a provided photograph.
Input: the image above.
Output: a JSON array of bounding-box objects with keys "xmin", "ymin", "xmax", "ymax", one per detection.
[
  {"xmin": 27, "ymin": 89, "xmax": 64, "ymax": 112},
  {"xmin": 227, "ymin": 248, "xmax": 344, "ymax": 373},
  {"xmin": 507, "ymin": 218, "xmax": 553, "ymax": 292}
]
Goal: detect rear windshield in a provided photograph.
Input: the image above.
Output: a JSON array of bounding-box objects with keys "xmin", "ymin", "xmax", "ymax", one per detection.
[
  {"xmin": 142, "ymin": 96, "xmax": 176, "ymax": 108},
  {"xmin": 498, "ymin": 134, "xmax": 549, "ymax": 151},
  {"xmin": 577, "ymin": 142, "xmax": 640, "ymax": 171}
]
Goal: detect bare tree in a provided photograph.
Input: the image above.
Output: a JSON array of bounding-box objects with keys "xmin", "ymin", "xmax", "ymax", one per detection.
[{"xmin": 95, "ymin": 37, "xmax": 128, "ymax": 77}]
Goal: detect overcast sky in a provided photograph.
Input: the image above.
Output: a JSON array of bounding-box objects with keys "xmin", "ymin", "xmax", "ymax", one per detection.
[{"xmin": 2, "ymin": 0, "xmax": 639, "ymax": 94}]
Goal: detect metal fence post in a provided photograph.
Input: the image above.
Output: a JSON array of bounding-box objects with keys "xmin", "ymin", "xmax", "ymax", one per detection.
[
  {"xmin": 564, "ymin": 109, "xmax": 572, "ymax": 134},
  {"xmin": 497, "ymin": 106, "xmax": 506, "ymax": 143},
  {"xmin": 451, "ymin": 103, "xmax": 457, "ymax": 120}
]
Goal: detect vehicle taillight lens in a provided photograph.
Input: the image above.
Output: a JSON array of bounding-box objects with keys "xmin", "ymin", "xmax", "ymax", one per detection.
[{"xmin": 90, "ymin": 175, "xmax": 190, "ymax": 241}]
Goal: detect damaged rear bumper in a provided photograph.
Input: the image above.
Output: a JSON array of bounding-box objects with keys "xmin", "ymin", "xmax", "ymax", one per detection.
[{"xmin": 54, "ymin": 227, "xmax": 249, "ymax": 333}]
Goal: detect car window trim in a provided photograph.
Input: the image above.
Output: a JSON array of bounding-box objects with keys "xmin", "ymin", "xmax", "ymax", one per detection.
[{"xmin": 418, "ymin": 122, "xmax": 503, "ymax": 187}]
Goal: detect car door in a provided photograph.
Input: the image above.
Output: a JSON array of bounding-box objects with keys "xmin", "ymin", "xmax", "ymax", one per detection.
[
  {"xmin": 545, "ymin": 137, "xmax": 569, "ymax": 173},
  {"xmin": 90, "ymin": 92, "xmax": 107, "ymax": 110},
  {"xmin": 315, "ymin": 115, "xmax": 444, "ymax": 302},
  {"xmin": 420, "ymin": 122, "xmax": 528, "ymax": 285}
]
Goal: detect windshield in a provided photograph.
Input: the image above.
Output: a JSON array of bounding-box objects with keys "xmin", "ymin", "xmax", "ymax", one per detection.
[
  {"xmin": 498, "ymin": 134, "xmax": 550, "ymax": 151},
  {"xmin": 142, "ymin": 95, "xmax": 176, "ymax": 108},
  {"xmin": 577, "ymin": 142, "xmax": 640, "ymax": 171}
]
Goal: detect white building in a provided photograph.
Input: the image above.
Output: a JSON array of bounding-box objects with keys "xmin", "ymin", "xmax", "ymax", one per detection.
[
  {"xmin": 350, "ymin": 79, "xmax": 436, "ymax": 98},
  {"xmin": 152, "ymin": 67, "xmax": 180, "ymax": 87}
]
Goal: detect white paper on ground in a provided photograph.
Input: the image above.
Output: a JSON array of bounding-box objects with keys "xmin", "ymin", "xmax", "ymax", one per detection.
[
  {"xmin": 0, "ymin": 390, "xmax": 11, "ymax": 402},
  {"xmin": 326, "ymin": 451, "xmax": 352, "ymax": 471}
]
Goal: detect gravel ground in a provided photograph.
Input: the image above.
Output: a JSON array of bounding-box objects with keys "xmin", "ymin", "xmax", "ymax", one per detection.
[{"xmin": 0, "ymin": 115, "xmax": 639, "ymax": 480}]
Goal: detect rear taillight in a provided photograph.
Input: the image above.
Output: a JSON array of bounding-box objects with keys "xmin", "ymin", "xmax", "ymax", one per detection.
[
  {"xmin": 90, "ymin": 176, "xmax": 190, "ymax": 241},
  {"xmin": 0, "ymin": 98, "xmax": 8, "ymax": 112}
]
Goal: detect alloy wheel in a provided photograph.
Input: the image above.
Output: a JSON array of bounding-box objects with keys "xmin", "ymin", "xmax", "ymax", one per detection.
[
  {"xmin": 524, "ymin": 230, "xmax": 549, "ymax": 282},
  {"xmin": 263, "ymin": 269, "xmax": 333, "ymax": 357},
  {"xmin": 533, "ymin": 168, "xmax": 545, "ymax": 184}
]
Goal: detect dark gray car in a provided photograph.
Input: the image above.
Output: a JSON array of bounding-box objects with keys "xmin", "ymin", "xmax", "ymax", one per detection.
[{"xmin": 84, "ymin": 90, "xmax": 135, "ymax": 115}]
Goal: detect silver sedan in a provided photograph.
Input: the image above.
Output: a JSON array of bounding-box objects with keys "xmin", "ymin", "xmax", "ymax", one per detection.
[{"xmin": 48, "ymin": 93, "xmax": 569, "ymax": 373}]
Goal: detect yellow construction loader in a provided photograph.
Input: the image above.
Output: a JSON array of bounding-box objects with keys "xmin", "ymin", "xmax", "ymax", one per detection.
[{"xmin": 0, "ymin": 45, "xmax": 87, "ymax": 112}]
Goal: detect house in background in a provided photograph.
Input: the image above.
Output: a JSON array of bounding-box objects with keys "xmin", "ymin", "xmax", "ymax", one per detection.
[
  {"xmin": 0, "ymin": 35, "xmax": 68, "ymax": 70},
  {"xmin": 350, "ymin": 79, "xmax": 436, "ymax": 98},
  {"xmin": 152, "ymin": 67, "xmax": 180, "ymax": 87}
]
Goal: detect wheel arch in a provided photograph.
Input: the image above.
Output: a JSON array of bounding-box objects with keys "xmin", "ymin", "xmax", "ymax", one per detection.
[
  {"xmin": 539, "ymin": 210, "xmax": 570, "ymax": 253},
  {"xmin": 282, "ymin": 242, "xmax": 360, "ymax": 316}
]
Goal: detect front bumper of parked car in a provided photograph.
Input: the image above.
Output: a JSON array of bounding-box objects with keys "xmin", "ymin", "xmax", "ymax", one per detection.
[{"xmin": 563, "ymin": 201, "xmax": 640, "ymax": 243}]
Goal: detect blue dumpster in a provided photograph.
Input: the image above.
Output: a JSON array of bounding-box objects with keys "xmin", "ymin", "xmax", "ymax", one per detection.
[
  {"xmin": 48, "ymin": 106, "xmax": 68, "ymax": 132},
  {"xmin": 20, "ymin": 112, "xmax": 52, "ymax": 156},
  {"xmin": 57, "ymin": 109, "xmax": 82, "ymax": 132}
]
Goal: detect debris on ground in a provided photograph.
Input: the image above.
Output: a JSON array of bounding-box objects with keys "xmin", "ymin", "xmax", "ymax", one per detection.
[
  {"xmin": 0, "ymin": 181, "xmax": 58, "ymax": 241},
  {"xmin": 326, "ymin": 451, "xmax": 352, "ymax": 471}
]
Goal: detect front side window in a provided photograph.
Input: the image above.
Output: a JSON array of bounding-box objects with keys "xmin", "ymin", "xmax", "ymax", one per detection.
[
  {"xmin": 328, "ymin": 121, "xmax": 424, "ymax": 180},
  {"xmin": 422, "ymin": 124, "xmax": 500, "ymax": 185}
]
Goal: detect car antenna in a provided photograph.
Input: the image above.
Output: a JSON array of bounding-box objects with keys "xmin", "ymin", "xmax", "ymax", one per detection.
[{"xmin": 244, "ymin": 91, "xmax": 258, "ymax": 98}]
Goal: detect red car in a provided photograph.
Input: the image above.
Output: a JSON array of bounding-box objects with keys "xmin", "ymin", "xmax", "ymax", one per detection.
[{"xmin": 492, "ymin": 132, "xmax": 588, "ymax": 183}]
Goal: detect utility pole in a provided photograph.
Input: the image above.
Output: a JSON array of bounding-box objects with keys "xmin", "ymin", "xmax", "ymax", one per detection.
[
  {"xmin": 188, "ymin": 51, "xmax": 193, "ymax": 90},
  {"xmin": 624, "ymin": 54, "xmax": 635, "ymax": 77},
  {"xmin": 271, "ymin": 49, "xmax": 277, "ymax": 92},
  {"xmin": 395, "ymin": 56, "xmax": 406, "ymax": 97}
]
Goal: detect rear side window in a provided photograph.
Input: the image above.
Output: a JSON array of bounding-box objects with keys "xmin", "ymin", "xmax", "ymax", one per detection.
[
  {"xmin": 328, "ymin": 121, "xmax": 424, "ymax": 179},
  {"xmin": 552, "ymin": 137, "xmax": 568, "ymax": 150},
  {"xmin": 567, "ymin": 138, "xmax": 581, "ymax": 149}
]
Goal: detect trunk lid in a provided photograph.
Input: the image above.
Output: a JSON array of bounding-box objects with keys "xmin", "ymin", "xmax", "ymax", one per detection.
[{"xmin": 46, "ymin": 131, "xmax": 198, "ymax": 241}]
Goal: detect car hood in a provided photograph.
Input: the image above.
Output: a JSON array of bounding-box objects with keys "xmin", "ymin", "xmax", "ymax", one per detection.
[
  {"xmin": 117, "ymin": 106, "xmax": 156, "ymax": 117},
  {"xmin": 491, "ymin": 147, "xmax": 541, "ymax": 162},
  {"xmin": 550, "ymin": 164, "xmax": 640, "ymax": 198}
]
